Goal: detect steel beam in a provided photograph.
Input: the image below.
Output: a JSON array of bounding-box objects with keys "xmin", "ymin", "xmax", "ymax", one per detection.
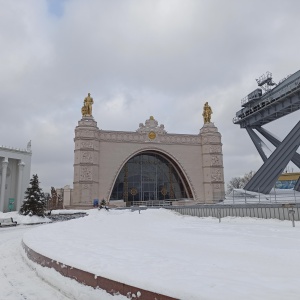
[
  {"xmin": 256, "ymin": 126, "xmax": 300, "ymax": 168},
  {"xmin": 245, "ymin": 121, "xmax": 300, "ymax": 194},
  {"xmin": 245, "ymin": 127, "xmax": 268, "ymax": 162}
]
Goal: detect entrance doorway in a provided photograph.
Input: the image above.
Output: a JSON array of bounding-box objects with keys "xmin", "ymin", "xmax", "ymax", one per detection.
[{"xmin": 110, "ymin": 151, "xmax": 191, "ymax": 204}]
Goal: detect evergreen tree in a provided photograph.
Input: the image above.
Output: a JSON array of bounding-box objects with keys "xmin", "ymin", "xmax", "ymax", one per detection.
[{"xmin": 20, "ymin": 174, "xmax": 46, "ymax": 217}]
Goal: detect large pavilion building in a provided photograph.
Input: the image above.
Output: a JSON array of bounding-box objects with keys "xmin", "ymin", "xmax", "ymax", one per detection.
[{"xmin": 70, "ymin": 95, "xmax": 225, "ymax": 208}]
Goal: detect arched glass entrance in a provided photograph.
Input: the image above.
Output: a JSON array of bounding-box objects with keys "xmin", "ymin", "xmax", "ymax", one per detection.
[{"xmin": 110, "ymin": 152, "xmax": 192, "ymax": 204}]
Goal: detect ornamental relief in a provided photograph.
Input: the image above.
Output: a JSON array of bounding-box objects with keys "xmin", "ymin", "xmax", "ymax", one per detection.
[
  {"xmin": 211, "ymin": 155, "xmax": 221, "ymax": 166},
  {"xmin": 99, "ymin": 132, "xmax": 201, "ymax": 144},
  {"xmin": 214, "ymin": 183, "xmax": 221, "ymax": 189},
  {"xmin": 202, "ymin": 136, "xmax": 220, "ymax": 144},
  {"xmin": 210, "ymin": 136, "xmax": 220, "ymax": 143},
  {"xmin": 81, "ymin": 141, "xmax": 93, "ymax": 149},
  {"xmin": 209, "ymin": 145, "xmax": 221, "ymax": 153},
  {"xmin": 82, "ymin": 152, "xmax": 93, "ymax": 163},
  {"xmin": 200, "ymin": 126, "xmax": 218, "ymax": 134},
  {"xmin": 80, "ymin": 130, "xmax": 94, "ymax": 138},
  {"xmin": 211, "ymin": 169, "xmax": 222, "ymax": 182},
  {"xmin": 137, "ymin": 116, "xmax": 167, "ymax": 134},
  {"xmin": 80, "ymin": 166, "xmax": 92, "ymax": 181}
]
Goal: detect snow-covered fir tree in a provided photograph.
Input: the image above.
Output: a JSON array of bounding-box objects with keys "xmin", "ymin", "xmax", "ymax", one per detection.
[{"xmin": 19, "ymin": 174, "xmax": 46, "ymax": 217}]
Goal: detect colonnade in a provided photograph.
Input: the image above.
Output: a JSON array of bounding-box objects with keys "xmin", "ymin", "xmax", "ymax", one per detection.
[{"xmin": 0, "ymin": 157, "xmax": 25, "ymax": 212}]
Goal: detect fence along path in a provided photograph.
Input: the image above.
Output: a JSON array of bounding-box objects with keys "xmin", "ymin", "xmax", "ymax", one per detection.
[{"xmin": 166, "ymin": 203, "xmax": 300, "ymax": 221}]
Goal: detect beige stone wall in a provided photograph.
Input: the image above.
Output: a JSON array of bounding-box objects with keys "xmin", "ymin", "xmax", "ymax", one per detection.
[
  {"xmin": 98, "ymin": 141, "xmax": 203, "ymax": 201},
  {"xmin": 72, "ymin": 116, "xmax": 225, "ymax": 207}
]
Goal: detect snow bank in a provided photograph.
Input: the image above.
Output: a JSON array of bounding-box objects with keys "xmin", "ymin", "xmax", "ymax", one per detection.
[
  {"xmin": 23, "ymin": 208, "xmax": 300, "ymax": 299},
  {"xmin": 0, "ymin": 211, "xmax": 51, "ymax": 225}
]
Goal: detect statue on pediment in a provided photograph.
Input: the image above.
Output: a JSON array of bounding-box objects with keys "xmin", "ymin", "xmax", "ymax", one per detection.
[
  {"xmin": 82, "ymin": 93, "xmax": 94, "ymax": 117},
  {"xmin": 203, "ymin": 102, "xmax": 212, "ymax": 124}
]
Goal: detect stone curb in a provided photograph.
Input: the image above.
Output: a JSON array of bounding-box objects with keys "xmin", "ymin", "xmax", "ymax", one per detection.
[{"xmin": 22, "ymin": 241, "xmax": 177, "ymax": 300}]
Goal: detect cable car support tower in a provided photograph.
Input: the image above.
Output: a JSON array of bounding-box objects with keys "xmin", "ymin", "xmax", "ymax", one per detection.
[{"xmin": 233, "ymin": 70, "xmax": 300, "ymax": 194}]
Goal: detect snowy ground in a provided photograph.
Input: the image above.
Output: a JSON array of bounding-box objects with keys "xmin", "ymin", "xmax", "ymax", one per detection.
[
  {"xmin": 14, "ymin": 208, "xmax": 300, "ymax": 300},
  {"xmin": 0, "ymin": 213, "xmax": 126, "ymax": 300}
]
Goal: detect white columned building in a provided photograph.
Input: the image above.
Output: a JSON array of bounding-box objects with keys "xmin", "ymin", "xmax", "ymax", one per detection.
[{"xmin": 0, "ymin": 142, "xmax": 32, "ymax": 212}]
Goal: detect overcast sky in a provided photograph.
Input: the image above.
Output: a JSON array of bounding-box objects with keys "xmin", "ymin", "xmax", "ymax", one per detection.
[{"xmin": 1, "ymin": 0, "xmax": 300, "ymax": 192}]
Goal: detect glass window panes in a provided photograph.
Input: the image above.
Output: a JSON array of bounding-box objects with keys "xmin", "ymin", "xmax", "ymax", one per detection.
[{"xmin": 110, "ymin": 152, "xmax": 189, "ymax": 202}]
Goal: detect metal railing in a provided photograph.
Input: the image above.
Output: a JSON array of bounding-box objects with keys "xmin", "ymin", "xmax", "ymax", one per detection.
[
  {"xmin": 131, "ymin": 200, "xmax": 173, "ymax": 207},
  {"xmin": 224, "ymin": 189, "xmax": 300, "ymax": 205},
  {"xmin": 165, "ymin": 203, "xmax": 300, "ymax": 221}
]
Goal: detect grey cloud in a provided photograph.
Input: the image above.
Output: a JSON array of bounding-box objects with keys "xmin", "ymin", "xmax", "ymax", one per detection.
[{"xmin": 1, "ymin": 0, "xmax": 300, "ymax": 191}]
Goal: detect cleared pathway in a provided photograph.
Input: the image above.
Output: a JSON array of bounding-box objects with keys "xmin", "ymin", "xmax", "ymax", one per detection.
[{"xmin": 0, "ymin": 225, "xmax": 70, "ymax": 300}]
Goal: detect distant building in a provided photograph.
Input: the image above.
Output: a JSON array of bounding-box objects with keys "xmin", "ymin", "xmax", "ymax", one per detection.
[
  {"xmin": 275, "ymin": 172, "xmax": 300, "ymax": 189},
  {"xmin": 0, "ymin": 142, "xmax": 32, "ymax": 212},
  {"xmin": 70, "ymin": 114, "xmax": 225, "ymax": 208}
]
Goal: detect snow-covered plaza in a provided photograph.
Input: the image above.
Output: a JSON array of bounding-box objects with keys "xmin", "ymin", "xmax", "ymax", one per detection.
[{"xmin": 1, "ymin": 208, "xmax": 300, "ymax": 299}]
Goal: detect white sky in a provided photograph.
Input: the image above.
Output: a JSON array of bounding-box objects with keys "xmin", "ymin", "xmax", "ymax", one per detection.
[
  {"xmin": 13, "ymin": 208, "xmax": 300, "ymax": 299},
  {"xmin": 1, "ymin": 0, "xmax": 300, "ymax": 192}
]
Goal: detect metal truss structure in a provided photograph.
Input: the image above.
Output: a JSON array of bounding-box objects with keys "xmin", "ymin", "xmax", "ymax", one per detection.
[{"xmin": 233, "ymin": 70, "xmax": 300, "ymax": 194}]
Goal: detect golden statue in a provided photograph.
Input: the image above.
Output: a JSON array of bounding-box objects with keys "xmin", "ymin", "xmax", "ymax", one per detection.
[
  {"xmin": 81, "ymin": 93, "xmax": 94, "ymax": 117},
  {"xmin": 202, "ymin": 102, "xmax": 212, "ymax": 123}
]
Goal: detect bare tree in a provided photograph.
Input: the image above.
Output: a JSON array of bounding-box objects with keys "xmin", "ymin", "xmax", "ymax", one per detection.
[{"xmin": 227, "ymin": 171, "xmax": 255, "ymax": 194}]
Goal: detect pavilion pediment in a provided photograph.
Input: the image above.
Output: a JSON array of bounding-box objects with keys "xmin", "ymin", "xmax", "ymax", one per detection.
[{"xmin": 136, "ymin": 116, "xmax": 167, "ymax": 134}]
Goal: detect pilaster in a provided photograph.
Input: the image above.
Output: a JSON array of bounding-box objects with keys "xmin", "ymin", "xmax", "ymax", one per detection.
[
  {"xmin": 63, "ymin": 185, "xmax": 71, "ymax": 207},
  {"xmin": 0, "ymin": 159, "xmax": 8, "ymax": 212},
  {"xmin": 16, "ymin": 161, "xmax": 25, "ymax": 211},
  {"xmin": 200, "ymin": 123, "xmax": 225, "ymax": 203},
  {"xmin": 73, "ymin": 117, "xmax": 100, "ymax": 206}
]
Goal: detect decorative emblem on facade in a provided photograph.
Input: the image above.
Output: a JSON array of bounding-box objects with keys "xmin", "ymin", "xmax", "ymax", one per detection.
[
  {"xmin": 211, "ymin": 169, "xmax": 222, "ymax": 182},
  {"xmin": 81, "ymin": 141, "xmax": 93, "ymax": 149},
  {"xmin": 130, "ymin": 187, "xmax": 138, "ymax": 196},
  {"xmin": 202, "ymin": 136, "xmax": 219, "ymax": 144},
  {"xmin": 82, "ymin": 152, "xmax": 93, "ymax": 163},
  {"xmin": 214, "ymin": 183, "xmax": 221, "ymax": 189},
  {"xmin": 80, "ymin": 130, "xmax": 94, "ymax": 138},
  {"xmin": 202, "ymin": 137, "xmax": 209, "ymax": 144},
  {"xmin": 148, "ymin": 131, "xmax": 156, "ymax": 140},
  {"xmin": 161, "ymin": 186, "xmax": 167, "ymax": 196},
  {"xmin": 210, "ymin": 136, "xmax": 219, "ymax": 143},
  {"xmin": 211, "ymin": 155, "xmax": 220, "ymax": 166},
  {"xmin": 209, "ymin": 145, "xmax": 221, "ymax": 153},
  {"xmin": 136, "ymin": 116, "xmax": 167, "ymax": 134},
  {"xmin": 80, "ymin": 166, "xmax": 92, "ymax": 181}
]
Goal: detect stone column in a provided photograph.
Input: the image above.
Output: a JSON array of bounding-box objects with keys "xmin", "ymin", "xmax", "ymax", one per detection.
[
  {"xmin": 200, "ymin": 123, "xmax": 225, "ymax": 203},
  {"xmin": 16, "ymin": 161, "xmax": 25, "ymax": 211},
  {"xmin": 73, "ymin": 116, "xmax": 100, "ymax": 207},
  {"xmin": 0, "ymin": 159, "xmax": 8, "ymax": 212},
  {"xmin": 63, "ymin": 185, "xmax": 71, "ymax": 207}
]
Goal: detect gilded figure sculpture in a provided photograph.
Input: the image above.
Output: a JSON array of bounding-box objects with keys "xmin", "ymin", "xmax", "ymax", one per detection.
[
  {"xmin": 202, "ymin": 102, "xmax": 212, "ymax": 123},
  {"xmin": 81, "ymin": 93, "xmax": 94, "ymax": 117}
]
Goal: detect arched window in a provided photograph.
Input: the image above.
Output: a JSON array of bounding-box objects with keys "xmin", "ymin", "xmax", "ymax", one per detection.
[{"xmin": 110, "ymin": 151, "xmax": 192, "ymax": 203}]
